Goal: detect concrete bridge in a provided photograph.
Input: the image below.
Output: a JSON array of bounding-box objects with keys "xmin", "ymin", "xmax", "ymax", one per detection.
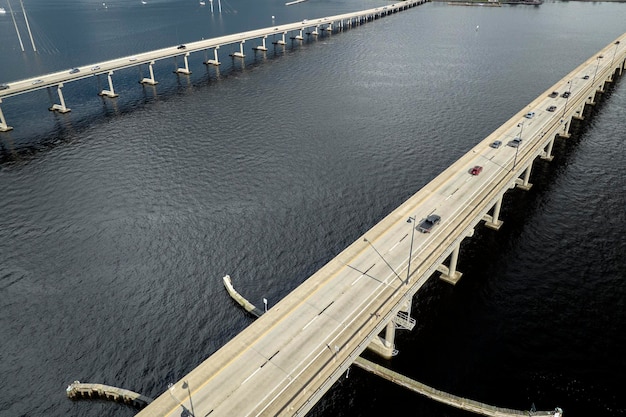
[
  {"xmin": 0, "ymin": 0, "xmax": 427, "ymax": 132},
  {"xmin": 133, "ymin": 35, "xmax": 625, "ymax": 417}
]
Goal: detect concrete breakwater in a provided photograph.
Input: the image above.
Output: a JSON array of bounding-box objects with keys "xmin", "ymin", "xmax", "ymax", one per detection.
[{"xmin": 65, "ymin": 381, "xmax": 153, "ymax": 409}]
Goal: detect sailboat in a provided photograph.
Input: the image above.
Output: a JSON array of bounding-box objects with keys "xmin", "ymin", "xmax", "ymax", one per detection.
[{"xmin": 199, "ymin": 0, "xmax": 206, "ymax": 5}]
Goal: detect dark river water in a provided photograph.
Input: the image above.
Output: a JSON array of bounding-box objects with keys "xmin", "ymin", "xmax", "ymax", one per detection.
[{"xmin": 0, "ymin": 1, "xmax": 625, "ymax": 416}]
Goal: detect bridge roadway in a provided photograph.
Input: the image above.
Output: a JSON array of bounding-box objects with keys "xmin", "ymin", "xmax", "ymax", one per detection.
[
  {"xmin": 136, "ymin": 35, "xmax": 625, "ymax": 417},
  {"xmin": 0, "ymin": 0, "xmax": 425, "ymax": 130}
]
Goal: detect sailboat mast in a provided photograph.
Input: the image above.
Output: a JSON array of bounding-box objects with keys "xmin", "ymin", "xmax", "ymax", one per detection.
[
  {"xmin": 20, "ymin": 0, "xmax": 37, "ymax": 52},
  {"xmin": 7, "ymin": 0, "xmax": 25, "ymax": 52}
]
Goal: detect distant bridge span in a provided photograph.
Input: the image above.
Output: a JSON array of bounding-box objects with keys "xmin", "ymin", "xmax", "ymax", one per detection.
[{"xmin": 0, "ymin": 0, "xmax": 427, "ymax": 131}]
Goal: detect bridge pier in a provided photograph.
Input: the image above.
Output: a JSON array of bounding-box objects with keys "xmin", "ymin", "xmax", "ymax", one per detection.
[
  {"xmin": 557, "ymin": 119, "xmax": 570, "ymax": 139},
  {"xmin": 484, "ymin": 195, "xmax": 504, "ymax": 230},
  {"xmin": 140, "ymin": 61, "xmax": 158, "ymax": 85},
  {"xmin": 205, "ymin": 46, "xmax": 221, "ymax": 66},
  {"xmin": 291, "ymin": 29, "xmax": 304, "ymax": 41},
  {"xmin": 231, "ymin": 41, "xmax": 245, "ymax": 58},
  {"xmin": 541, "ymin": 136, "xmax": 555, "ymax": 162},
  {"xmin": 49, "ymin": 83, "xmax": 71, "ymax": 113},
  {"xmin": 515, "ymin": 165, "xmax": 533, "ymax": 191},
  {"xmin": 253, "ymin": 36, "xmax": 268, "ymax": 51},
  {"xmin": 99, "ymin": 71, "xmax": 119, "ymax": 98},
  {"xmin": 0, "ymin": 99, "xmax": 13, "ymax": 132},
  {"xmin": 175, "ymin": 53, "xmax": 192, "ymax": 74},
  {"xmin": 439, "ymin": 241, "xmax": 464, "ymax": 285},
  {"xmin": 272, "ymin": 33, "xmax": 286, "ymax": 46}
]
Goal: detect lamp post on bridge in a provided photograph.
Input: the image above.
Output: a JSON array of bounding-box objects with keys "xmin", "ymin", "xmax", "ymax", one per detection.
[
  {"xmin": 512, "ymin": 121, "xmax": 524, "ymax": 171},
  {"xmin": 405, "ymin": 216, "xmax": 416, "ymax": 286},
  {"xmin": 592, "ymin": 54, "xmax": 603, "ymax": 85},
  {"xmin": 562, "ymin": 79, "xmax": 573, "ymax": 117},
  {"xmin": 610, "ymin": 40, "xmax": 621, "ymax": 66}
]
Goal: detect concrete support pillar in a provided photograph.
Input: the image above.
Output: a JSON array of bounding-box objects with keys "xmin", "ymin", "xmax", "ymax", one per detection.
[
  {"xmin": 384, "ymin": 320, "xmax": 395, "ymax": 349},
  {"xmin": 205, "ymin": 46, "xmax": 220, "ymax": 66},
  {"xmin": 541, "ymin": 137, "xmax": 555, "ymax": 161},
  {"xmin": 49, "ymin": 83, "xmax": 71, "ymax": 113},
  {"xmin": 253, "ymin": 36, "xmax": 268, "ymax": 51},
  {"xmin": 231, "ymin": 41, "xmax": 245, "ymax": 58},
  {"xmin": 140, "ymin": 61, "xmax": 158, "ymax": 85},
  {"xmin": 99, "ymin": 71, "xmax": 119, "ymax": 98},
  {"xmin": 294, "ymin": 29, "xmax": 303, "ymax": 40},
  {"xmin": 484, "ymin": 195, "xmax": 504, "ymax": 230},
  {"xmin": 0, "ymin": 99, "xmax": 13, "ymax": 132},
  {"xmin": 517, "ymin": 164, "xmax": 533, "ymax": 191},
  {"xmin": 275, "ymin": 32, "xmax": 286, "ymax": 45},
  {"xmin": 312, "ymin": 25, "xmax": 319, "ymax": 36},
  {"xmin": 573, "ymin": 104, "xmax": 585, "ymax": 121},
  {"xmin": 176, "ymin": 53, "xmax": 192, "ymax": 74},
  {"xmin": 440, "ymin": 243, "xmax": 462, "ymax": 285},
  {"xmin": 557, "ymin": 118, "xmax": 570, "ymax": 139}
]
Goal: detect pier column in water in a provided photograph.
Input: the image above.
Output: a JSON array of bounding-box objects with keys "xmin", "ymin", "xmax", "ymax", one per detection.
[
  {"xmin": 273, "ymin": 33, "xmax": 286, "ymax": 46},
  {"xmin": 516, "ymin": 164, "xmax": 533, "ymax": 191},
  {"xmin": 141, "ymin": 61, "xmax": 158, "ymax": 85},
  {"xmin": 541, "ymin": 136, "xmax": 555, "ymax": 162},
  {"xmin": 175, "ymin": 53, "xmax": 192, "ymax": 74},
  {"xmin": 440, "ymin": 242, "xmax": 463, "ymax": 285},
  {"xmin": 99, "ymin": 71, "xmax": 119, "ymax": 98},
  {"xmin": 0, "ymin": 99, "xmax": 13, "ymax": 132},
  {"xmin": 293, "ymin": 29, "xmax": 303, "ymax": 40},
  {"xmin": 231, "ymin": 41, "xmax": 245, "ymax": 58},
  {"xmin": 205, "ymin": 46, "xmax": 221, "ymax": 66},
  {"xmin": 49, "ymin": 83, "xmax": 71, "ymax": 113},
  {"xmin": 253, "ymin": 36, "xmax": 268, "ymax": 51},
  {"xmin": 484, "ymin": 195, "xmax": 504, "ymax": 230}
]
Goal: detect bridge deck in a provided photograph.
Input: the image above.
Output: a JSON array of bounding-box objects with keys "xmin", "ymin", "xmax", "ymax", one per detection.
[{"xmin": 134, "ymin": 33, "xmax": 625, "ymax": 417}]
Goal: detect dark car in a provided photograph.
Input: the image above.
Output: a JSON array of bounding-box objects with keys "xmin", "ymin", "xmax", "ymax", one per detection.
[
  {"xmin": 508, "ymin": 137, "xmax": 522, "ymax": 148},
  {"xmin": 69, "ymin": 68, "xmax": 80, "ymax": 74},
  {"xmin": 582, "ymin": 75, "xmax": 589, "ymax": 80},
  {"xmin": 547, "ymin": 105, "xmax": 557, "ymax": 112},
  {"xmin": 417, "ymin": 214, "xmax": 441, "ymax": 233},
  {"xmin": 0, "ymin": 84, "xmax": 9, "ymax": 90},
  {"xmin": 490, "ymin": 140, "xmax": 502, "ymax": 149},
  {"xmin": 549, "ymin": 91, "xmax": 559, "ymax": 98},
  {"xmin": 177, "ymin": 44, "xmax": 186, "ymax": 49},
  {"xmin": 470, "ymin": 166, "xmax": 483, "ymax": 175},
  {"xmin": 561, "ymin": 91, "xmax": 571, "ymax": 98}
]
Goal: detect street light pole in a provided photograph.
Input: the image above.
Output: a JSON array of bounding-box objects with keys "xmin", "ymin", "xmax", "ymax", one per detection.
[
  {"xmin": 562, "ymin": 79, "xmax": 572, "ymax": 117},
  {"xmin": 611, "ymin": 40, "xmax": 620, "ymax": 66},
  {"xmin": 405, "ymin": 216, "xmax": 416, "ymax": 286},
  {"xmin": 512, "ymin": 122, "xmax": 523, "ymax": 171},
  {"xmin": 592, "ymin": 55, "xmax": 603, "ymax": 84}
]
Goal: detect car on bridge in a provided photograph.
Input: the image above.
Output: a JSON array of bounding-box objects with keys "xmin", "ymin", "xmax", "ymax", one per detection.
[
  {"xmin": 417, "ymin": 214, "xmax": 441, "ymax": 233},
  {"xmin": 582, "ymin": 75, "xmax": 589, "ymax": 79},
  {"xmin": 549, "ymin": 91, "xmax": 559, "ymax": 98},
  {"xmin": 0, "ymin": 83, "xmax": 9, "ymax": 90},
  {"xmin": 508, "ymin": 137, "xmax": 522, "ymax": 148},
  {"xmin": 561, "ymin": 91, "xmax": 571, "ymax": 98},
  {"xmin": 525, "ymin": 112, "xmax": 535, "ymax": 119},
  {"xmin": 490, "ymin": 140, "xmax": 502, "ymax": 148},
  {"xmin": 470, "ymin": 166, "xmax": 483, "ymax": 175},
  {"xmin": 69, "ymin": 68, "xmax": 80, "ymax": 74},
  {"xmin": 547, "ymin": 105, "xmax": 557, "ymax": 112}
]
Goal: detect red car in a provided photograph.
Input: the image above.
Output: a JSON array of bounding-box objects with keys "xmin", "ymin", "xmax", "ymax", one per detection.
[{"xmin": 470, "ymin": 165, "xmax": 483, "ymax": 175}]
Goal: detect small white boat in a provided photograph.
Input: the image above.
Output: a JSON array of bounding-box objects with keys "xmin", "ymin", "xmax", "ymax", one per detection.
[
  {"xmin": 285, "ymin": 0, "xmax": 307, "ymax": 5},
  {"xmin": 199, "ymin": 0, "xmax": 206, "ymax": 5},
  {"xmin": 0, "ymin": 7, "xmax": 7, "ymax": 14}
]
